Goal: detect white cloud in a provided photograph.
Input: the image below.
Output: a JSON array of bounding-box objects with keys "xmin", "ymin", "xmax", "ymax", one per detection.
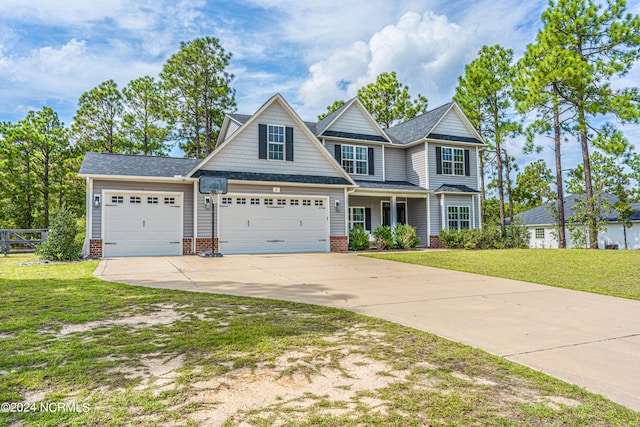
[{"xmin": 298, "ymin": 11, "xmax": 474, "ymax": 114}]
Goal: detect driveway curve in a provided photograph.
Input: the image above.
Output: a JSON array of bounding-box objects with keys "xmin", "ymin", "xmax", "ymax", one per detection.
[{"xmin": 94, "ymin": 252, "xmax": 640, "ymax": 412}]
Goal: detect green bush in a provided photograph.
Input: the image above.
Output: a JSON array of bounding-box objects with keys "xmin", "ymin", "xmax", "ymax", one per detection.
[
  {"xmin": 439, "ymin": 221, "xmax": 530, "ymax": 250},
  {"xmin": 36, "ymin": 206, "xmax": 82, "ymax": 261},
  {"xmin": 394, "ymin": 223, "xmax": 420, "ymax": 249},
  {"xmin": 372, "ymin": 226, "xmax": 394, "ymax": 250},
  {"xmin": 349, "ymin": 225, "xmax": 370, "ymax": 251}
]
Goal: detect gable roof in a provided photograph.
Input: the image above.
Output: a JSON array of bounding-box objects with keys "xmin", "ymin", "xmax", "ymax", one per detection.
[
  {"xmin": 315, "ymin": 97, "xmax": 390, "ymax": 143},
  {"xmin": 515, "ymin": 194, "xmax": 640, "ymax": 225},
  {"xmin": 385, "ymin": 102, "xmax": 484, "ymax": 145},
  {"xmin": 186, "ymin": 93, "xmax": 355, "ymax": 185},
  {"xmin": 78, "ymin": 152, "xmax": 200, "ymax": 178}
]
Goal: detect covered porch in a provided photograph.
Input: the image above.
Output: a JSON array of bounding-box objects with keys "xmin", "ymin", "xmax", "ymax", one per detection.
[{"xmin": 349, "ymin": 181, "xmax": 430, "ymax": 245}]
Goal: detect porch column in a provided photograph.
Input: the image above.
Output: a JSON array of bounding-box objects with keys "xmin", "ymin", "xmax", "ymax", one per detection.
[
  {"xmin": 390, "ymin": 195, "xmax": 397, "ymax": 229},
  {"xmin": 440, "ymin": 194, "xmax": 446, "ymax": 231}
]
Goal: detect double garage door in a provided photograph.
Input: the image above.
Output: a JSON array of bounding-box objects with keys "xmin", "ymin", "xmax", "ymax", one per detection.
[
  {"xmin": 101, "ymin": 190, "xmax": 329, "ymax": 256},
  {"xmin": 218, "ymin": 194, "xmax": 329, "ymax": 254},
  {"xmin": 102, "ymin": 191, "xmax": 183, "ymax": 257}
]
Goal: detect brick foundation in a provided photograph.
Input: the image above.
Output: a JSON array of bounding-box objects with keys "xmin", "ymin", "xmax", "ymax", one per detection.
[
  {"xmin": 330, "ymin": 236, "xmax": 349, "ymax": 252},
  {"xmin": 182, "ymin": 238, "xmax": 193, "ymax": 255},
  {"xmin": 89, "ymin": 239, "xmax": 102, "ymax": 258},
  {"xmin": 195, "ymin": 237, "xmax": 219, "ymax": 254},
  {"xmin": 429, "ymin": 235, "xmax": 444, "ymax": 248}
]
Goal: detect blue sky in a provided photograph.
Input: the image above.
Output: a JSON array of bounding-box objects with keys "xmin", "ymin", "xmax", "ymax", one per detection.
[{"xmin": 0, "ymin": 0, "xmax": 638, "ymax": 170}]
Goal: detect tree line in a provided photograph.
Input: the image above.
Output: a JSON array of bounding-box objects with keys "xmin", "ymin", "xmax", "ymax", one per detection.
[{"xmin": 0, "ymin": 37, "xmax": 235, "ymax": 229}]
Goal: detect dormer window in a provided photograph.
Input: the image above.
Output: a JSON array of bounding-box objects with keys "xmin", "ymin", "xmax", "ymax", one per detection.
[{"xmin": 267, "ymin": 124, "xmax": 285, "ymax": 160}]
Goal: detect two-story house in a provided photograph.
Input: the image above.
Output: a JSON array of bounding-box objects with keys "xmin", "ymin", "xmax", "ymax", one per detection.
[{"xmin": 79, "ymin": 93, "xmax": 484, "ymax": 257}]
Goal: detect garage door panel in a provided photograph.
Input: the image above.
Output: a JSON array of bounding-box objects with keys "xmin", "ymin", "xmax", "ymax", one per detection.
[
  {"xmin": 219, "ymin": 194, "xmax": 329, "ymax": 254},
  {"xmin": 103, "ymin": 191, "xmax": 182, "ymax": 257}
]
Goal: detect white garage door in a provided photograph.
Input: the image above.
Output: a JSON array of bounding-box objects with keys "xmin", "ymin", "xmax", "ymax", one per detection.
[
  {"xmin": 103, "ymin": 191, "xmax": 183, "ymax": 257},
  {"xmin": 218, "ymin": 195, "xmax": 329, "ymax": 254}
]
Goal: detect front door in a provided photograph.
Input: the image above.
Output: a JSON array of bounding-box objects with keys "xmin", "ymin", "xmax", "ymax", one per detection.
[{"xmin": 382, "ymin": 201, "xmax": 407, "ymax": 227}]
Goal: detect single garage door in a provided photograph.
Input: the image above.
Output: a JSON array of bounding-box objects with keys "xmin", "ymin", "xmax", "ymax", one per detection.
[
  {"xmin": 218, "ymin": 194, "xmax": 329, "ymax": 254},
  {"xmin": 103, "ymin": 191, "xmax": 183, "ymax": 257}
]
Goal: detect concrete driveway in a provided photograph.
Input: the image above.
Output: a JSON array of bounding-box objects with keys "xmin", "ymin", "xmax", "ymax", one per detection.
[{"xmin": 94, "ymin": 252, "xmax": 640, "ymax": 412}]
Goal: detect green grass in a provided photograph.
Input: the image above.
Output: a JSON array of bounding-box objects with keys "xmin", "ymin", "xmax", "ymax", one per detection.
[
  {"xmin": 365, "ymin": 249, "xmax": 640, "ymax": 300},
  {"xmin": 1, "ymin": 254, "xmax": 638, "ymax": 426}
]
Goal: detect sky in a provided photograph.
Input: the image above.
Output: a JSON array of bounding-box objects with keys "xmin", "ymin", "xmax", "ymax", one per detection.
[{"xmin": 0, "ymin": 0, "xmax": 639, "ymax": 171}]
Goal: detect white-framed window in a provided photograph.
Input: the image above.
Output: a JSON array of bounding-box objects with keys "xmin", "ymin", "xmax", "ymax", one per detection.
[
  {"xmin": 303, "ymin": 200, "xmax": 311, "ymax": 206},
  {"xmin": 268, "ymin": 124, "xmax": 285, "ymax": 161},
  {"xmin": 535, "ymin": 228, "xmax": 545, "ymax": 239},
  {"xmin": 349, "ymin": 207, "xmax": 366, "ymax": 230},
  {"xmin": 250, "ymin": 198, "xmax": 260, "ymax": 205},
  {"xmin": 342, "ymin": 145, "xmax": 368, "ymax": 175},
  {"xmin": 221, "ymin": 197, "xmax": 232, "ymax": 205},
  {"xmin": 111, "ymin": 195, "xmax": 124, "ymax": 204},
  {"xmin": 147, "ymin": 197, "xmax": 159, "ymax": 204},
  {"xmin": 264, "ymin": 198, "xmax": 274, "ymax": 206},
  {"xmin": 290, "ymin": 199, "xmax": 299, "ymax": 206},
  {"xmin": 447, "ymin": 206, "xmax": 470, "ymax": 230},
  {"xmin": 236, "ymin": 197, "xmax": 246, "ymax": 205},
  {"xmin": 164, "ymin": 197, "xmax": 175, "ymax": 205},
  {"xmin": 442, "ymin": 147, "xmax": 465, "ymax": 176},
  {"xmin": 315, "ymin": 200, "xmax": 324, "ymax": 207},
  {"xmin": 129, "ymin": 196, "xmax": 141, "ymax": 204}
]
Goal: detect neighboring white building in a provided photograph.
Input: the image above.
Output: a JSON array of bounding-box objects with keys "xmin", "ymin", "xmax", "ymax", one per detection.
[{"xmin": 515, "ymin": 194, "xmax": 640, "ymax": 250}]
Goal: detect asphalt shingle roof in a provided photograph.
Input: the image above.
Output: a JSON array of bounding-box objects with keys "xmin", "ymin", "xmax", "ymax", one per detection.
[
  {"xmin": 434, "ymin": 184, "xmax": 479, "ymax": 193},
  {"xmin": 192, "ymin": 170, "xmax": 352, "ymax": 186},
  {"xmin": 79, "ymin": 152, "xmax": 201, "ymax": 178},
  {"xmin": 515, "ymin": 194, "xmax": 640, "ymax": 225},
  {"xmin": 384, "ymin": 103, "xmax": 452, "ymax": 145},
  {"xmin": 354, "ymin": 180, "xmax": 428, "ymax": 192}
]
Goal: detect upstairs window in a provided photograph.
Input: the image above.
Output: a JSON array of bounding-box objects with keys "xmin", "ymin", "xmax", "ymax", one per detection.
[
  {"xmin": 341, "ymin": 145, "xmax": 368, "ymax": 175},
  {"xmin": 268, "ymin": 125, "xmax": 284, "ymax": 161},
  {"xmin": 438, "ymin": 147, "xmax": 468, "ymax": 176}
]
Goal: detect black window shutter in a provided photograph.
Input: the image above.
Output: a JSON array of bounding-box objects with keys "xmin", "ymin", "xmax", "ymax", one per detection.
[
  {"xmin": 365, "ymin": 208, "xmax": 372, "ymax": 231},
  {"xmin": 464, "ymin": 149, "xmax": 470, "ymax": 176},
  {"xmin": 258, "ymin": 124, "xmax": 267, "ymax": 159},
  {"xmin": 285, "ymin": 127, "xmax": 294, "ymax": 161},
  {"xmin": 368, "ymin": 147, "xmax": 375, "ymax": 175},
  {"xmin": 436, "ymin": 146, "xmax": 442, "ymax": 175},
  {"xmin": 334, "ymin": 144, "xmax": 342, "ymax": 163}
]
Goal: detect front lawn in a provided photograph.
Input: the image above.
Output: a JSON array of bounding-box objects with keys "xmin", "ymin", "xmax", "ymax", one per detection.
[
  {"xmin": 365, "ymin": 249, "xmax": 640, "ymax": 300},
  {"xmin": 1, "ymin": 254, "xmax": 638, "ymax": 426}
]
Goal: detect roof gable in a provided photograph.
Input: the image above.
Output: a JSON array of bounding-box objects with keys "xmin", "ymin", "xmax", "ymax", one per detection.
[
  {"xmin": 316, "ymin": 98, "xmax": 389, "ymax": 142},
  {"xmin": 187, "ymin": 94, "xmax": 354, "ymax": 184},
  {"xmin": 429, "ymin": 103, "xmax": 483, "ymax": 142}
]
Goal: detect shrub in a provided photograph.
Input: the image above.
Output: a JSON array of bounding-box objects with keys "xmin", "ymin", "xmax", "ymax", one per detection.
[
  {"xmin": 439, "ymin": 228, "xmax": 464, "ymax": 249},
  {"xmin": 505, "ymin": 218, "xmax": 530, "ymax": 248},
  {"xmin": 36, "ymin": 206, "xmax": 82, "ymax": 261},
  {"xmin": 372, "ymin": 226, "xmax": 394, "ymax": 250},
  {"xmin": 349, "ymin": 225, "xmax": 370, "ymax": 251},
  {"xmin": 394, "ymin": 224, "xmax": 420, "ymax": 249}
]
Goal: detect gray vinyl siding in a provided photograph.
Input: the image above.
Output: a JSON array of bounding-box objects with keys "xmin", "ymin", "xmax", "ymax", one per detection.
[
  {"xmin": 91, "ymin": 180, "xmax": 194, "ymax": 239},
  {"xmin": 407, "ymin": 198, "xmax": 428, "ymax": 245},
  {"xmin": 406, "ymin": 143, "xmax": 426, "ymax": 187},
  {"xmin": 384, "ymin": 147, "xmax": 406, "ymax": 181},
  {"xmin": 428, "ymin": 143, "xmax": 479, "ymax": 190},
  {"xmin": 430, "ymin": 193, "xmax": 479, "ymax": 236},
  {"xmin": 431, "ymin": 110, "xmax": 475, "ymax": 138},
  {"xmin": 348, "ymin": 196, "xmax": 382, "ymax": 231},
  {"xmin": 329, "ymin": 105, "xmax": 381, "ymax": 135},
  {"xmin": 197, "ymin": 183, "xmax": 346, "ymax": 237},
  {"xmin": 201, "ymin": 102, "xmax": 341, "ymax": 177},
  {"xmin": 227, "ymin": 120, "xmax": 240, "ymax": 137},
  {"xmin": 324, "ymin": 140, "xmax": 383, "ymax": 182}
]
